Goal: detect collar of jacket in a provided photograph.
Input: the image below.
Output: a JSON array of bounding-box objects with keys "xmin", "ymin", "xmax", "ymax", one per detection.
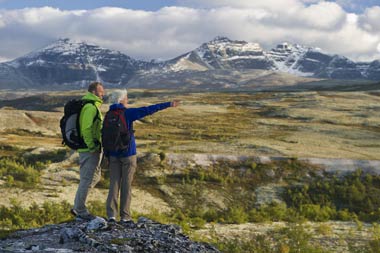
[
  {"xmin": 82, "ymin": 92, "xmax": 103, "ymax": 105},
  {"xmin": 109, "ymin": 103, "xmax": 126, "ymax": 111}
]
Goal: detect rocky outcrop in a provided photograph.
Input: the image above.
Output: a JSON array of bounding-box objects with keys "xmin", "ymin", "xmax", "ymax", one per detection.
[
  {"xmin": 163, "ymin": 153, "xmax": 380, "ymax": 176},
  {"xmin": 0, "ymin": 217, "xmax": 219, "ymax": 253}
]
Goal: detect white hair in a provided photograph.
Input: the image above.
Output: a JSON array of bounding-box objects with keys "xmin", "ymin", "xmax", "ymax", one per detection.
[{"xmin": 108, "ymin": 89, "xmax": 128, "ymax": 104}]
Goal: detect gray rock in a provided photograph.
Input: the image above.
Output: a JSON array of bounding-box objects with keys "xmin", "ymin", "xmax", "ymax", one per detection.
[
  {"xmin": 265, "ymin": 169, "xmax": 276, "ymax": 178},
  {"xmin": 86, "ymin": 217, "xmax": 107, "ymax": 231},
  {"xmin": 1, "ymin": 217, "xmax": 219, "ymax": 253}
]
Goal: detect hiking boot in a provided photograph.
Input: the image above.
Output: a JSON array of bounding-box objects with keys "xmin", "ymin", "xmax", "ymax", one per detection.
[
  {"xmin": 120, "ymin": 218, "xmax": 135, "ymax": 228},
  {"xmin": 70, "ymin": 208, "xmax": 78, "ymax": 217},
  {"xmin": 76, "ymin": 213, "xmax": 96, "ymax": 221},
  {"xmin": 108, "ymin": 217, "xmax": 116, "ymax": 223}
]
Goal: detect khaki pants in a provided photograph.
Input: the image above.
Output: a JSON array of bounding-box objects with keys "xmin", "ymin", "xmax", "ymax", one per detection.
[
  {"xmin": 74, "ymin": 151, "xmax": 102, "ymax": 215},
  {"xmin": 106, "ymin": 155, "xmax": 137, "ymax": 220}
]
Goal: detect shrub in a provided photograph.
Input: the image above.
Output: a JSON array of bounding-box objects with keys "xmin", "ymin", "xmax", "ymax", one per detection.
[
  {"xmin": 190, "ymin": 217, "xmax": 206, "ymax": 229},
  {"xmin": 0, "ymin": 157, "xmax": 41, "ymax": 187},
  {"xmin": 274, "ymin": 223, "xmax": 325, "ymax": 253},
  {"xmin": 0, "ymin": 200, "xmax": 72, "ymax": 232},
  {"xmin": 284, "ymin": 169, "xmax": 380, "ymax": 222},
  {"xmin": 87, "ymin": 200, "xmax": 107, "ymax": 218},
  {"xmin": 249, "ymin": 208, "xmax": 270, "ymax": 222},
  {"xmin": 315, "ymin": 223, "xmax": 333, "ymax": 236},
  {"xmin": 203, "ymin": 209, "xmax": 220, "ymax": 222},
  {"xmin": 299, "ymin": 204, "xmax": 336, "ymax": 222},
  {"xmin": 223, "ymin": 206, "xmax": 249, "ymax": 224},
  {"xmin": 213, "ymin": 235, "xmax": 272, "ymax": 253},
  {"xmin": 336, "ymin": 209, "xmax": 353, "ymax": 221},
  {"xmin": 23, "ymin": 149, "xmax": 68, "ymax": 165}
]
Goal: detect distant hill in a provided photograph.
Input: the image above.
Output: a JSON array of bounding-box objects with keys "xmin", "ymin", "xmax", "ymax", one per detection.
[{"xmin": 0, "ymin": 36, "xmax": 379, "ymax": 90}]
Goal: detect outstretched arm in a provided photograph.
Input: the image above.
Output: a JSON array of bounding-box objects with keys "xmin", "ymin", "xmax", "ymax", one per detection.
[{"xmin": 128, "ymin": 101, "xmax": 180, "ymax": 121}]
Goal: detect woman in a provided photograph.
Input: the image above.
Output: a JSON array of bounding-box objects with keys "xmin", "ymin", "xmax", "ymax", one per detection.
[{"xmin": 104, "ymin": 89, "xmax": 179, "ymax": 224}]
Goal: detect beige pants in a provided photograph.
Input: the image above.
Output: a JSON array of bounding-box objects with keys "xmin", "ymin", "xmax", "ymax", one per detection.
[
  {"xmin": 74, "ymin": 151, "xmax": 102, "ymax": 215},
  {"xmin": 106, "ymin": 155, "xmax": 137, "ymax": 220}
]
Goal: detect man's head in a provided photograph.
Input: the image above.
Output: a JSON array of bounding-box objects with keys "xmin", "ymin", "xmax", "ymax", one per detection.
[
  {"xmin": 109, "ymin": 89, "xmax": 128, "ymax": 107},
  {"xmin": 88, "ymin": 82, "xmax": 105, "ymax": 100}
]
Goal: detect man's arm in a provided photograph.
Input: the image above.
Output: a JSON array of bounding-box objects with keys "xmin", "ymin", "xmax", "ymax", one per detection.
[{"xmin": 80, "ymin": 104, "xmax": 98, "ymax": 151}]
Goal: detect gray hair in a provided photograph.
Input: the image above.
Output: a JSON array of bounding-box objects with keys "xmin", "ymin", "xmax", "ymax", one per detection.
[{"xmin": 108, "ymin": 89, "xmax": 128, "ymax": 104}]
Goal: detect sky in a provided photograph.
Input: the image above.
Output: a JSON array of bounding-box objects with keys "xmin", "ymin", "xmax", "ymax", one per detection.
[{"xmin": 0, "ymin": 0, "xmax": 379, "ymax": 62}]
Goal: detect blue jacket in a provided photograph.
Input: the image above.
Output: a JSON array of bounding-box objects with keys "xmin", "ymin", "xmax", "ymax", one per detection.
[{"xmin": 105, "ymin": 102, "xmax": 171, "ymax": 157}]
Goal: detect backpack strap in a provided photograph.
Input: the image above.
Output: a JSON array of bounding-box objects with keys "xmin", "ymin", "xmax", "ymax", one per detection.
[{"xmin": 115, "ymin": 108, "xmax": 127, "ymax": 128}]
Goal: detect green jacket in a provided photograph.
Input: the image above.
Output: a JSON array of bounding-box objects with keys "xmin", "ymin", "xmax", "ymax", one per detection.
[{"xmin": 78, "ymin": 92, "xmax": 103, "ymax": 153}]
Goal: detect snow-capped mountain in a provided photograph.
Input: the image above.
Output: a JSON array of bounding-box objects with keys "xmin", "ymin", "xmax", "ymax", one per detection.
[
  {"xmin": 163, "ymin": 37, "xmax": 380, "ymax": 80},
  {"xmin": 163, "ymin": 36, "xmax": 274, "ymax": 72},
  {"xmin": 267, "ymin": 43, "xmax": 373, "ymax": 79},
  {"xmin": 2, "ymin": 38, "xmax": 153, "ymax": 88},
  {"xmin": 0, "ymin": 37, "xmax": 379, "ymax": 90}
]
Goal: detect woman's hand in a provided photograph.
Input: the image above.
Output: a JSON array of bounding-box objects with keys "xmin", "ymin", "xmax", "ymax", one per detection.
[{"xmin": 171, "ymin": 100, "xmax": 180, "ymax": 107}]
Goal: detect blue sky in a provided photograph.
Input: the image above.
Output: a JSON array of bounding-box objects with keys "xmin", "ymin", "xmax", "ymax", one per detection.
[
  {"xmin": 0, "ymin": 0, "xmax": 178, "ymax": 11},
  {"xmin": 0, "ymin": 0, "xmax": 378, "ymax": 12},
  {"xmin": 0, "ymin": 0, "xmax": 379, "ymax": 62}
]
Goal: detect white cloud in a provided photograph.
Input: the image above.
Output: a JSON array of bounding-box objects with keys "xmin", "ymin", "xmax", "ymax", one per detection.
[
  {"xmin": 0, "ymin": 3, "xmax": 379, "ymax": 62},
  {"xmin": 359, "ymin": 6, "xmax": 380, "ymax": 33},
  {"xmin": 297, "ymin": 2, "xmax": 346, "ymax": 29},
  {"xmin": 300, "ymin": 0, "xmax": 321, "ymax": 3},
  {"xmin": 0, "ymin": 56, "xmax": 10, "ymax": 63},
  {"xmin": 179, "ymin": 0, "xmax": 304, "ymax": 12}
]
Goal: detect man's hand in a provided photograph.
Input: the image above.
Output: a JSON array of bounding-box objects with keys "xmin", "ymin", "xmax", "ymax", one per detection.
[{"xmin": 171, "ymin": 100, "xmax": 180, "ymax": 107}]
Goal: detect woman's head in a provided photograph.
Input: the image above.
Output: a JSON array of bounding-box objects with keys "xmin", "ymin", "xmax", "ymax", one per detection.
[{"xmin": 108, "ymin": 89, "xmax": 128, "ymax": 106}]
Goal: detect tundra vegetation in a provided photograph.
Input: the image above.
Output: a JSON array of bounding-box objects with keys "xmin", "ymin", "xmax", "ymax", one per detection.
[{"xmin": 0, "ymin": 89, "xmax": 379, "ymax": 252}]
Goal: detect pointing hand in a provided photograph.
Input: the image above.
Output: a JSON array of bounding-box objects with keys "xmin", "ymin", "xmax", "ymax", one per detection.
[{"xmin": 171, "ymin": 100, "xmax": 180, "ymax": 107}]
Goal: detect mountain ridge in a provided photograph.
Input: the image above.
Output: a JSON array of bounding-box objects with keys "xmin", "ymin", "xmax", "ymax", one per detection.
[{"xmin": 0, "ymin": 36, "xmax": 379, "ymax": 89}]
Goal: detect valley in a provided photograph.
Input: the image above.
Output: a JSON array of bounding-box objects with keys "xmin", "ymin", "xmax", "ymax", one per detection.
[{"xmin": 0, "ymin": 88, "xmax": 380, "ymax": 252}]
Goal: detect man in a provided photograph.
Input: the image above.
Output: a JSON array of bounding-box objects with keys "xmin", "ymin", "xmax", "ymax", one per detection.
[
  {"xmin": 104, "ymin": 89, "xmax": 180, "ymax": 224},
  {"xmin": 71, "ymin": 81, "xmax": 105, "ymax": 221}
]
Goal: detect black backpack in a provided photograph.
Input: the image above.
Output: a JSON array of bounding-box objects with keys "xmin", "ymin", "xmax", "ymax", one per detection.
[
  {"xmin": 60, "ymin": 99, "xmax": 98, "ymax": 150},
  {"xmin": 102, "ymin": 108, "xmax": 130, "ymax": 152}
]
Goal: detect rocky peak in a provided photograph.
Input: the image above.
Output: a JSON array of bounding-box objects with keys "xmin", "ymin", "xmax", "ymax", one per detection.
[
  {"xmin": 0, "ymin": 216, "xmax": 219, "ymax": 252},
  {"xmin": 272, "ymin": 42, "xmax": 317, "ymax": 52},
  {"xmin": 208, "ymin": 36, "xmax": 233, "ymax": 44},
  {"xmin": 187, "ymin": 36, "xmax": 269, "ymax": 70},
  {"xmin": 16, "ymin": 38, "xmax": 127, "ymax": 63},
  {"xmin": 201, "ymin": 36, "xmax": 264, "ymax": 55},
  {"xmin": 37, "ymin": 38, "xmax": 95, "ymax": 54}
]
